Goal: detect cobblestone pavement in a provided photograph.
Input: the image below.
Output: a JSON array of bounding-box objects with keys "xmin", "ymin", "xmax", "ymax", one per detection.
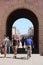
[{"xmin": 0, "ymin": 54, "xmax": 43, "ymax": 65}]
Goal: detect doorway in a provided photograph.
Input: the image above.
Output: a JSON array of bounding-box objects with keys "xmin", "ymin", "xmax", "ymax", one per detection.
[{"xmin": 6, "ymin": 9, "xmax": 39, "ymax": 53}]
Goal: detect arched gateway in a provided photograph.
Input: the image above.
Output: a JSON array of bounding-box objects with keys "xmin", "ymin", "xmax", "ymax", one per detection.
[{"xmin": 6, "ymin": 9, "xmax": 39, "ymax": 53}]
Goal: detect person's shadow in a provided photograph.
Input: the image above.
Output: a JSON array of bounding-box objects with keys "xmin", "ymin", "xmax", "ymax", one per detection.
[{"xmin": 13, "ymin": 56, "xmax": 29, "ymax": 60}]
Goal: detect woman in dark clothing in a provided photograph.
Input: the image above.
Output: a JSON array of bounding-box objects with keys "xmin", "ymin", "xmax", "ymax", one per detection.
[
  {"xmin": 13, "ymin": 35, "xmax": 18, "ymax": 58},
  {"xmin": 21, "ymin": 36, "xmax": 25, "ymax": 48}
]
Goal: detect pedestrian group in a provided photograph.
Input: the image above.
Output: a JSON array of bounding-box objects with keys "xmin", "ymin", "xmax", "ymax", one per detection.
[{"xmin": 0, "ymin": 34, "xmax": 33, "ymax": 59}]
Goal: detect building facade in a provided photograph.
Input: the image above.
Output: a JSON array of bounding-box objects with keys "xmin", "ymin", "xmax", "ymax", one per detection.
[{"xmin": 0, "ymin": 0, "xmax": 43, "ymax": 55}]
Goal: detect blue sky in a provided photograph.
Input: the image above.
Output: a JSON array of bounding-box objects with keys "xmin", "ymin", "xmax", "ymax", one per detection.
[{"xmin": 13, "ymin": 18, "xmax": 33, "ymax": 35}]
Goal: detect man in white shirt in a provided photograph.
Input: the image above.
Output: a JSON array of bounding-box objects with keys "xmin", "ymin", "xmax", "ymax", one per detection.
[{"xmin": 3, "ymin": 35, "xmax": 10, "ymax": 57}]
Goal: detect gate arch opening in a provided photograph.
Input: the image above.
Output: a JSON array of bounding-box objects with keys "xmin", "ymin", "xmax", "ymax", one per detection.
[
  {"xmin": 6, "ymin": 9, "xmax": 39, "ymax": 53},
  {"xmin": 12, "ymin": 18, "xmax": 34, "ymax": 36}
]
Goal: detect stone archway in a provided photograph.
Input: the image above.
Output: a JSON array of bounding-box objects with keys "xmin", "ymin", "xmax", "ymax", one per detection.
[{"xmin": 6, "ymin": 8, "xmax": 39, "ymax": 53}]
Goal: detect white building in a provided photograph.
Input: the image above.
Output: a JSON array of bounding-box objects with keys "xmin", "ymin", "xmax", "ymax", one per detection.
[
  {"xmin": 12, "ymin": 26, "xmax": 20, "ymax": 38},
  {"xmin": 28, "ymin": 27, "xmax": 34, "ymax": 37}
]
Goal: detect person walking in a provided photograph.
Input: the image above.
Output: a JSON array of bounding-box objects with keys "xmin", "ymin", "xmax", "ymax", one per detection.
[
  {"xmin": 21, "ymin": 36, "xmax": 25, "ymax": 48},
  {"xmin": 7, "ymin": 36, "xmax": 11, "ymax": 54},
  {"xmin": 12, "ymin": 35, "xmax": 18, "ymax": 58},
  {"xmin": 2, "ymin": 35, "xmax": 10, "ymax": 57},
  {"xmin": 25, "ymin": 36, "xmax": 33, "ymax": 59}
]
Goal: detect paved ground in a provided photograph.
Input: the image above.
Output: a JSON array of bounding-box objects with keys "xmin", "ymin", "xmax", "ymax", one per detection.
[{"xmin": 0, "ymin": 54, "xmax": 43, "ymax": 65}]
